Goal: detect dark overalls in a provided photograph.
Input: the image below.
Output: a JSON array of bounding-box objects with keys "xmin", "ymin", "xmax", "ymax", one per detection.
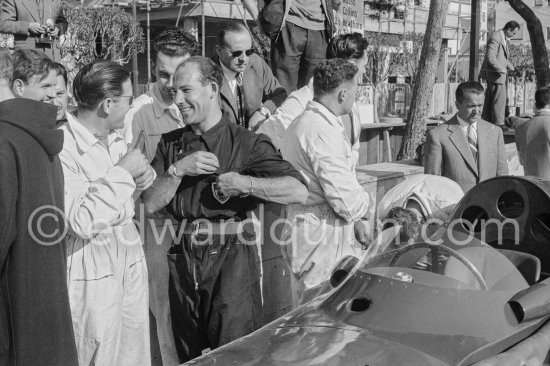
[{"xmin": 151, "ymin": 118, "xmax": 305, "ymax": 362}]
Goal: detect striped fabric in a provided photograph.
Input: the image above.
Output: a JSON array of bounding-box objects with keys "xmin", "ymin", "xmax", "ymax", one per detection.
[
  {"xmin": 467, "ymin": 124, "xmax": 478, "ymax": 163},
  {"xmin": 236, "ymin": 72, "xmax": 246, "ymax": 128}
]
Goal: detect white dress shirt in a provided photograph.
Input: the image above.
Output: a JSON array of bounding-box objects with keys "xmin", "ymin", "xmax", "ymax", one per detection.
[
  {"xmin": 220, "ymin": 62, "xmax": 239, "ymax": 96},
  {"xmin": 457, "ymin": 115, "xmax": 477, "ymax": 138}
]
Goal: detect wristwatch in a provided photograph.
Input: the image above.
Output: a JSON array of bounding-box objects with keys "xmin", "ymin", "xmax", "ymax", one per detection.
[{"xmin": 167, "ymin": 164, "xmax": 183, "ymax": 179}]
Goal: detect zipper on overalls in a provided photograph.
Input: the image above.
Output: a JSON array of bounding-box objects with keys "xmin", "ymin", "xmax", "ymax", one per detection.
[{"xmin": 192, "ymin": 222, "xmax": 199, "ymax": 291}]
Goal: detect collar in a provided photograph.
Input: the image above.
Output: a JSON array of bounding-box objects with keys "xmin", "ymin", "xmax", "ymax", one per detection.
[
  {"xmin": 535, "ymin": 108, "xmax": 550, "ymax": 116},
  {"xmin": 67, "ymin": 113, "xmax": 123, "ymax": 154},
  {"xmin": 501, "ymin": 29, "xmax": 510, "ymax": 42},
  {"xmin": 306, "ymin": 100, "xmax": 345, "ymax": 132},
  {"xmin": 151, "ymin": 83, "xmax": 180, "ymax": 120},
  {"xmin": 220, "ymin": 62, "xmax": 238, "ymax": 82},
  {"xmin": 186, "ymin": 117, "xmax": 228, "ymax": 149},
  {"xmin": 456, "ymin": 114, "xmax": 477, "ymax": 130}
]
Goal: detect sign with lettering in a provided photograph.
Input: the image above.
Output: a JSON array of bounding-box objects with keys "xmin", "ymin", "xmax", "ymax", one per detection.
[{"xmin": 334, "ymin": 0, "xmax": 364, "ymax": 34}]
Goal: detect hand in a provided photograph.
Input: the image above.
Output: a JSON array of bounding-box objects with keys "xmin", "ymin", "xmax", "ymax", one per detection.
[
  {"xmin": 248, "ymin": 110, "xmax": 268, "ymax": 131},
  {"xmin": 28, "ymin": 22, "xmax": 45, "ymax": 35},
  {"xmin": 134, "ymin": 166, "xmax": 155, "ymax": 191},
  {"xmin": 354, "ymin": 220, "xmax": 371, "ymax": 249},
  {"xmin": 174, "ymin": 151, "xmax": 219, "ymax": 176},
  {"xmin": 216, "ymin": 172, "xmax": 249, "ymax": 197},
  {"xmin": 47, "ymin": 26, "xmax": 60, "ymax": 37},
  {"xmin": 508, "ymin": 64, "xmax": 515, "ymax": 72},
  {"xmin": 117, "ymin": 149, "xmax": 149, "ymax": 179}
]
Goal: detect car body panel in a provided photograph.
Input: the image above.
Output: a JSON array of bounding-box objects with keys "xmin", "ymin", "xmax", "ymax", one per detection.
[{"xmin": 183, "ymin": 177, "xmax": 550, "ymax": 366}]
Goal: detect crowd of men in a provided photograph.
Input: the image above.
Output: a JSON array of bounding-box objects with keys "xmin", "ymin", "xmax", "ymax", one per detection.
[{"xmin": 2, "ymin": 17, "xmax": 550, "ymax": 366}]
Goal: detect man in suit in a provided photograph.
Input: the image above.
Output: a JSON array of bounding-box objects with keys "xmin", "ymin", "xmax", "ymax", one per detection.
[
  {"xmin": 213, "ymin": 22, "xmax": 287, "ymax": 130},
  {"xmin": 515, "ymin": 86, "xmax": 550, "ymax": 180},
  {"xmin": 479, "ymin": 20, "xmax": 520, "ymax": 130},
  {"xmin": 424, "ymin": 81, "xmax": 509, "ymax": 193},
  {"xmin": 0, "ymin": 0, "xmax": 66, "ymax": 61}
]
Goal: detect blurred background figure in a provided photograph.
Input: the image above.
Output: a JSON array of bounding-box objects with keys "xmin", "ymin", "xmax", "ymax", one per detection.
[{"xmin": 0, "ymin": 0, "xmax": 67, "ymax": 61}]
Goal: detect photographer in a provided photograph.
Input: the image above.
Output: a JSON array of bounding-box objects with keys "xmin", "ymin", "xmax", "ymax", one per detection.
[{"xmin": 0, "ymin": 0, "xmax": 67, "ymax": 61}]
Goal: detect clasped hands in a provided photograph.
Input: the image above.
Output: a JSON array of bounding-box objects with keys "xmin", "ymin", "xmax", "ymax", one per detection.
[
  {"xmin": 172, "ymin": 151, "xmax": 250, "ymax": 197},
  {"xmin": 117, "ymin": 149, "xmax": 155, "ymax": 191}
]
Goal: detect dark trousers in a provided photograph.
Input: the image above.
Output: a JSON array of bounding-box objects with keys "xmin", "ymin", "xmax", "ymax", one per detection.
[
  {"xmin": 482, "ymin": 81, "xmax": 507, "ymax": 126},
  {"xmin": 271, "ymin": 22, "xmax": 328, "ymax": 93},
  {"xmin": 167, "ymin": 232, "xmax": 262, "ymax": 363}
]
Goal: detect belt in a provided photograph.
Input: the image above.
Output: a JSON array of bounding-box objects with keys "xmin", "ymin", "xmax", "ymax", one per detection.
[{"xmin": 179, "ymin": 220, "xmax": 247, "ymax": 236}]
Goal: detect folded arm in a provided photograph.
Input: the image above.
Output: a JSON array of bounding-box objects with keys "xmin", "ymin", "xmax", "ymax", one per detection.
[{"xmin": 60, "ymin": 151, "xmax": 136, "ymax": 239}]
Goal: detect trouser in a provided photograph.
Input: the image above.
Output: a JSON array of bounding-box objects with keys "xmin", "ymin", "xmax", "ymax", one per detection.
[
  {"xmin": 482, "ymin": 81, "xmax": 507, "ymax": 126},
  {"xmin": 66, "ymin": 224, "xmax": 150, "ymax": 366},
  {"xmin": 167, "ymin": 231, "xmax": 262, "ymax": 363},
  {"xmin": 142, "ymin": 218, "xmax": 179, "ymax": 366},
  {"xmin": 271, "ymin": 22, "xmax": 328, "ymax": 93}
]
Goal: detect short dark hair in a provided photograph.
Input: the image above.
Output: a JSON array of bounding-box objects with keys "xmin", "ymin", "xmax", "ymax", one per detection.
[
  {"xmin": 152, "ymin": 28, "xmax": 199, "ymax": 61},
  {"xmin": 0, "ymin": 48, "xmax": 12, "ymax": 84},
  {"xmin": 54, "ymin": 62, "xmax": 67, "ymax": 86},
  {"xmin": 313, "ymin": 58, "xmax": 358, "ymax": 95},
  {"xmin": 176, "ymin": 56, "xmax": 223, "ymax": 88},
  {"xmin": 327, "ymin": 32, "xmax": 369, "ymax": 60},
  {"xmin": 455, "ymin": 81, "xmax": 484, "ymax": 103},
  {"xmin": 535, "ymin": 87, "xmax": 550, "ymax": 109},
  {"xmin": 504, "ymin": 21, "xmax": 520, "ymax": 31},
  {"xmin": 73, "ymin": 60, "xmax": 131, "ymax": 110},
  {"xmin": 216, "ymin": 22, "xmax": 249, "ymax": 47},
  {"xmin": 383, "ymin": 206, "xmax": 422, "ymax": 243},
  {"xmin": 11, "ymin": 49, "xmax": 56, "ymax": 86}
]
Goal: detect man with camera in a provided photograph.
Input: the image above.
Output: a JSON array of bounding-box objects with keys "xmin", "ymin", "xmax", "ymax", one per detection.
[{"xmin": 0, "ymin": 0, "xmax": 67, "ymax": 61}]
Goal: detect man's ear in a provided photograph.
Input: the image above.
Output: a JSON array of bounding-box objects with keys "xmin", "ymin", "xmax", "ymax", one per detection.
[
  {"xmin": 215, "ymin": 45, "xmax": 222, "ymax": 58},
  {"xmin": 337, "ymin": 88, "xmax": 347, "ymax": 104},
  {"xmin": 99, "ymin": 98, "xmax": 112, "ymax": 118},
  {"xmin": 12, "ymin": 79, "xmax": 25, "ymax": 97},
  {"xmin": 210, "ymin": 81, "xmax": 220, "ymax": 98}
]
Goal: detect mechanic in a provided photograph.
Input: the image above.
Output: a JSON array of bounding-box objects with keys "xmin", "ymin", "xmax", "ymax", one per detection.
[
  {"xmin": 281, "ymin": 58, "xmax": 371, "ymax": 307},
  {"xmin": 142, "ymin": 56, "xmax": 308, "ymax": 363}
]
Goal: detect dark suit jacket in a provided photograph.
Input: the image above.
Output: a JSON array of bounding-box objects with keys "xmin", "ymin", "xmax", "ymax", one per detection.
[
  {"xmin": 479, "ymin": 30, "xmax": 512, "ymax": 85},
  {"xmin": 515, "ymin": 110, "xmax": 550, "ymax": 180},
  {"xmin": 0, "ymin": 0, "xmax": 66, "ymax": 60},
  {"xmin": 213, "ymin": 54, "xmax": 288, "ymax": 126},
  {"xmin": 423, "ymin": 115, "xmax": 509, "ymax": 193}
]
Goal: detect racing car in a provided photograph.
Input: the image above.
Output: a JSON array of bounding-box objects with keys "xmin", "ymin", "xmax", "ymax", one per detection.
[{"xmin": 184, "ymin": 176, "xmax": 550, "ymax": 366}]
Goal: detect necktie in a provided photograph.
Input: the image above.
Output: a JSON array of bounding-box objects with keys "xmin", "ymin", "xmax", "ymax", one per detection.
[
  {"xmin": 236, "ymin": 72, "xmax": 247, "ymax": 128},
  {"xmin": 467, "ymin": 124, "xmax": 478, "ymax": 164}
]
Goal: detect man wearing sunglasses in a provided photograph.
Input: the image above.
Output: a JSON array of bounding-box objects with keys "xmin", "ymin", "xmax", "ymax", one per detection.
[{"xmin": 213, "ymin": 22, "xmax": 287, "ymax": 131}]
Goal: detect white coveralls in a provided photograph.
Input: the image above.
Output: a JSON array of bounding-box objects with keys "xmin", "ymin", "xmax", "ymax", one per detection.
[
  {"xmin": 59, "ymin": 114, "xmax": 150, "ymax": 366},
  {"xmin": 281, "ymin": 101, "xmax": 369, "ymax": 307}
]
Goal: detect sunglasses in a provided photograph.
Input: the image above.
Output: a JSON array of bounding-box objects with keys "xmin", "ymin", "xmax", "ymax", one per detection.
[{"xmin": 228, "ymin": 49, "xmax": 254, "ymax": 58}]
